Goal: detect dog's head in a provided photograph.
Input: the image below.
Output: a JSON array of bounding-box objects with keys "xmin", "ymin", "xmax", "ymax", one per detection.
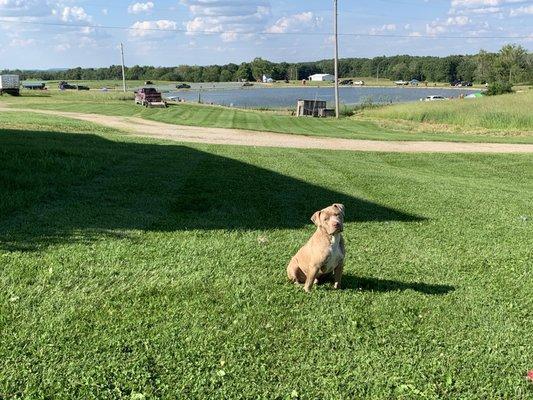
[{"xmin": 311, "ymin": 203, "xmax": 345, "ymax": 235}]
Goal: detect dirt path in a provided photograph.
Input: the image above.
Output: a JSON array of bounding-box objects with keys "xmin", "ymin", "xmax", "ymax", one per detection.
[{"xmin": 4, "ymin": 107, "xmax": 533, "ymax": 153}]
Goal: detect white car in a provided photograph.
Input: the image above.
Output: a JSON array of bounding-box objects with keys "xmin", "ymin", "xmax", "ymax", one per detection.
[{"xmin": 421, "ymin": 95, "xmax": 448, "ymax": 101}]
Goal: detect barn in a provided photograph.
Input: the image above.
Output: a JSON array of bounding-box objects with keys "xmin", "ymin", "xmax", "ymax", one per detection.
[{"xmin": 308, "ymin": 73, "xmax": 335, "ymax": 82}]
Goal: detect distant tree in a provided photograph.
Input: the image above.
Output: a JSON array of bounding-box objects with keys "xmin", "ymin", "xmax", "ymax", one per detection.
[
  {"xmin": 475, "ymin": 50, "xmax": 496, "ymax": 83},
  {"xmin": 408, "ymin": 60, "xmax": 423, "ymax": 80},
  {"xmin": 391, "ymin": 62, "xmax": 409, "ymax": 80},
  {"xmin": 250, "ymin": 58, "xmax": 273, "ymax": 81},
  {"xmin": 235, "ymin": 63, "xmax": 253, "ymax": 82},
  {"xmin": 496, "ymin": 44, "xmax": 528, "ymax": 83},
  {"xmin": 456, "ymin": 57, "xmax": 476, "ymax": 82},
  {"xmin": 272, "ymin": 62, "xmax": 290, "ymax": 80},
  {"xmin": 203, "ymin": 65, "xmax": 221, "ymax": 82},
  {"xmin": 525, "ymin": 53, "xmax": 533, "ymax": 84},
  {"xmin": 219, "ymin": 69, "xmax": 234, "ymax": 82}
]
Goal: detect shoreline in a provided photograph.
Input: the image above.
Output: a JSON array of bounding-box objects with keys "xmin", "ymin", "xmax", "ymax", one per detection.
[{"xmin": 168, "ymin": 84, "xmax": 484, "ymax": 91}]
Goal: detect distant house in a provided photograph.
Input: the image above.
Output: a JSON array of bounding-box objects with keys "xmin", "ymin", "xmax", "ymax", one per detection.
[
  {"xmin": 309, "ymin": 74, "xmax": 335, "ymax": 82},
  {"xmin": 262, "ymin": 74, "xmax": 274, "ymax": 83}
]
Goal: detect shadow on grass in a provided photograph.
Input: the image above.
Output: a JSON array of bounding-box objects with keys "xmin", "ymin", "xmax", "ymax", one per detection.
[
  {"xmin": 342, "ymin": 274, "xmax": 455, "ymax": 295},
  {"xmin": 0, "ymin": 129, "xmax": 424, "ymax": 250}
]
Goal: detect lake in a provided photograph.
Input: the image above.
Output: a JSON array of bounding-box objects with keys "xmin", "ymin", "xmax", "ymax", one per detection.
[{"xmin": 163, "ymin": 85, "xmax": 481, "ymax": 109}]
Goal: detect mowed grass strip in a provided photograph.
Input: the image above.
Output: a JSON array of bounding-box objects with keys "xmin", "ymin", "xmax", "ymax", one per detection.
[
  {"xmin": 2, "ymin": 90, "xmax": 533, "ymax": 143},
  {"xmin": 0, "ymin": 113, "xmax": 532, "ymax": 399}
]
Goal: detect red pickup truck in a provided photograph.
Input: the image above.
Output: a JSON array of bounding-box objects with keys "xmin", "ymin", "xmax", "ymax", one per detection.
[{"xmin": 134, "ymin": 87, "xmax": 167, "ymax": 108}]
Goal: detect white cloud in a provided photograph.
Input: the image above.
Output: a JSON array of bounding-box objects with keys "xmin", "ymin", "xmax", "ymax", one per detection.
[
  {"xmin": 182, "ymin": 0, "xmax": 271, "ymax": 41},
  {"xmin": 266, "ymin": 12, "xmax": 322, "ymax": 34},
  {"xmin": 510, "ymin": 5, "xmax": 533, "ymax": 15},
  {"xmin": 446, "ymin": 16, "xmax": 471, "ymax": 25},
  {"xmin": 426, "ymin": 15, "xmax": 472, "ymax": 35},
  {"xmin": 370, "ymin": 23, "xmax": 397, "ymax": 35},
  {"xmin": 54, "ymin": 43, "xmax": 71, "ymax": 52},
  {"xmin": 130, "ymin": 20, "xmax": 178, "ymax": 38},
  {"xmin": 128, "ymin": 2, "xmax": 154, "ymax": 14},
  {"xmin": 9, "ymin": 37, "xmax": 35, "ymax": 47},
  {"xmin": 450, "ymin": 5, "xmax": 503, "ymax": 14},
  {"xmin": 451, "ymin": 0, "xmax": 526, "ymax": 7},
  {"xmin": 0, "ymin": 0, "xmax": 50, "ymax": 17},
  {"xmin": 449, "ymin": 0, "xmax": 529, "ymax": 15},
  {"xmin": 60, "ymin": 6, "xmax": 91, "ymax": 23}
]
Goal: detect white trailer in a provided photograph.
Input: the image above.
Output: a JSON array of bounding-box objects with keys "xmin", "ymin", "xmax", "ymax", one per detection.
[
  {"xmin": 308, "ymin": 74, "xmax": 335, "ymax": 82},
  {"xmin": 0, "ymin": 75, "xmax": 20, "ymax": 96}
]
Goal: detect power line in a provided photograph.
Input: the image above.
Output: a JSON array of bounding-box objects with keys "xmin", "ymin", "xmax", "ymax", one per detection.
[{"xmin": 0, "ymin": 18, "xmax": 530, "ymax": 40}]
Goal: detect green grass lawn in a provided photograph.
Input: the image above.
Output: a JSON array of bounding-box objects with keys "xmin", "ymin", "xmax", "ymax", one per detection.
[
  {"xmin": 1, "ymin": 113, "xmax": 532, "ymax": 399},
  {"xmin": 3, "ymin": 90, "xmax": 533, "ymax": 144}
]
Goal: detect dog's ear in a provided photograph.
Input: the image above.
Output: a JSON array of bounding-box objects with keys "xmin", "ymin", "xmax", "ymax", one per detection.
[
  {"xmin": 311, "ymin": 211, "xmax": 322, "ymax": 227},
  {"xmin": 333, "ymin": 203, "xmax": 345, "ymax": 216}
]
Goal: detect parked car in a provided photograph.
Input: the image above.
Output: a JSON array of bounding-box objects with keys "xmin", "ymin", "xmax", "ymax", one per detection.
[
  {"xmin": 394, "ymin": 80, "xmax": 409, "ymax": 86},
  {"xmin": 134, "ymin": 87, "xmax": 167, "ymax": 108},
  {"xmin": 76, "ymin": 85, "xmax": 90, "ymax": 91},
  {"xmin": 339, "ymin": 79, "xmax": 353, "ymax": 85},
  {"xmin": 59, "ymin": 81, "xmax": 76, "ymax": 90},
  {"xmin": 452, "ymin": 81, "xmax": 473, "ymax": 87},
  {"xmin": 353, "ymin": 80, "xmax": 365, "ymax": 86},
  {"xmin": 421, "ymin": 95, "xmax": 448, "ymax": 101},
  {"xmin": 176, "ymin": 83, "xmax": 191, "ymax": 89},
  {"xmin": 242, "ymin": 82, "xmax": 254, "ymax": 87}
]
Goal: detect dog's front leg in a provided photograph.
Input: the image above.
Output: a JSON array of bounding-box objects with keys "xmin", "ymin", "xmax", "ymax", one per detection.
[
  {"xmin": 333, "ymin": 262, "xmax": 344, "ymax": 290},
  {"xmin": 304, "ymin": 267, "xmax": 320, "ymax": 293}
]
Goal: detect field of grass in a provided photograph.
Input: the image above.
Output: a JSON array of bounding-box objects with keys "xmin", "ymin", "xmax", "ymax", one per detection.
[
  {"xmin": 1, "ymin": 112, "xmax": 532, "ymax": 398},
  {"xmin": 2, "ymin": 90, "xmax": 533, "ymax": 143},
  {"xmin": 362, "ymin": 90, "xmax": 533, "ymax": 133}
]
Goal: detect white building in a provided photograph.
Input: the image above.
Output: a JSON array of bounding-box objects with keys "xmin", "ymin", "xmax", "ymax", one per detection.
[
  {"xmin": 308, "ymin": 73, "xmax": 335, "ymax": 82},
  {"xmin": 262, "ymin": 74, "xmax": 274, "ymax": 83}
]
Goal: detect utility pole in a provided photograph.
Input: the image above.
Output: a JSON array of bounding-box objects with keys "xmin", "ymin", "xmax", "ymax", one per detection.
[
  {"xmin": 120, "ymin": 43, "xmax": 126, "ymax": 93},
  {"xmin": 333, "ymin": 0, "xmax": 340, "ymax": 118}
]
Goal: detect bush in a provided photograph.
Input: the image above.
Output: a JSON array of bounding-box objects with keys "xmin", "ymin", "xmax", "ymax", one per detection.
[{"xmin": 486, "ymin": 81, "xmax": 514, "ymax": 96}]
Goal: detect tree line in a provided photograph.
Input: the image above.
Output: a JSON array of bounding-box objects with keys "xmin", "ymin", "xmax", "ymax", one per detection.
[{"xmin": 3, "ymin": 44, "xmax": 531, "ymax": 85}]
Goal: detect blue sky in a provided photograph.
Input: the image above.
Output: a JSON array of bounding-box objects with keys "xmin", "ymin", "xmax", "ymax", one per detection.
[{"xmin": 0, "ymin": 0, "xmax": 531, "ymax": 69}]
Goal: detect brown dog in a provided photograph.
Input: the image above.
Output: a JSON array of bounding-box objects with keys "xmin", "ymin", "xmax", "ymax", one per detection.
[{"xmin": 287, "ymin": 204, "xmax": 345, "ymax": 292}]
